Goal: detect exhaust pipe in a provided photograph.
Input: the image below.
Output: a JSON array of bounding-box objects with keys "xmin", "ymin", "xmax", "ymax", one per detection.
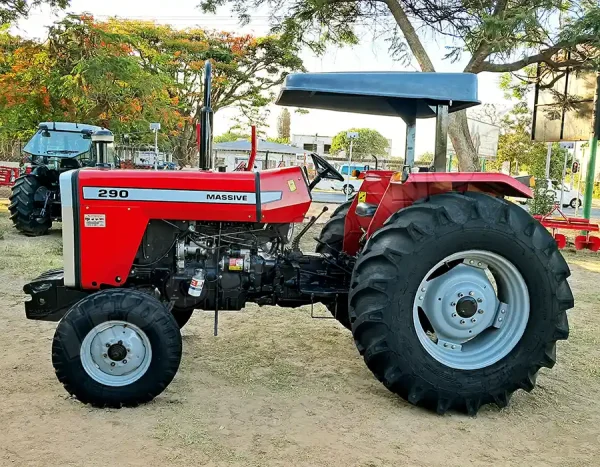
[{"xmin": 199, "ymin": 61, "xmax": 213, "ymax": 170}]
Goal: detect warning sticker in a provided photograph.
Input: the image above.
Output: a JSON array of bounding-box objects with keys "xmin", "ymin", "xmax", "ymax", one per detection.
[
  {"xmin": 84, "ymin": 214, "xmax": 106, "ymax": 228},
  {"xmin": 287, "ymin": 180, "xmax": 297, "ymax": 192},
  {"xmin": 358, "ymin": 192, "xmax": 367, "ymax": 202},
  {"xmin": 228, "ymin": 258, "xmax": 244, "ymax": 271}
]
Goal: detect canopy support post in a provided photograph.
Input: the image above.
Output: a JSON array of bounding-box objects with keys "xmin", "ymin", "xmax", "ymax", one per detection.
[
  {"xmin": 434, "ymin": 104, "xmax": 449, "ymax": 172},
  {"xmin": 405, "ymin": 117, "xmax": 416, "ymax": 168}
]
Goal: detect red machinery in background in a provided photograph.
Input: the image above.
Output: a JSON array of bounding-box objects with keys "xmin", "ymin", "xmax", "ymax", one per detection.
[{"xmin": 534, "ymin": 204, "xmax": 600, "ymax": 251}]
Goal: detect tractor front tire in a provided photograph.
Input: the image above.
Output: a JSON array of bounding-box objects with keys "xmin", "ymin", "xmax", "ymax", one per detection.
[
  {"xmin": 8, "ymin": 175, "xmax": 52, "ymax": 236},
  {"xmin": 52, "ymin": 289, "xmax": 182, "ymax": 407},
  {"xmin": 172, "ymin": 306, "xmax": 194, "ymax": 329},
  {"xmin": 349, "ymin": 191, "xmax": 573, "ymax": 414},
  {"xmin": 316, "ymin": 200, "xmax": 353, "ymax": 329}
]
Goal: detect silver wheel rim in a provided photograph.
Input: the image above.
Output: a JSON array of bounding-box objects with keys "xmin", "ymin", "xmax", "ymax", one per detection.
[
  {"xmin": 412, "ymin": 250, "xmax": 529, "ymax": 370},
  {"xmin": 80, "ymin": 320, "xmax": 152, "ymax": 386}
]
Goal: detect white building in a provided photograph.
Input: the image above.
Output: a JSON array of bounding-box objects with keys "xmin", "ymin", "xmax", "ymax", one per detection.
[
  {"xmin": 212, "ymin": 139, "xmax": 307, "ymax": 171},
  {"xmin": 292, "ymin": 134, "xmax": 393, "ymax": 157}
]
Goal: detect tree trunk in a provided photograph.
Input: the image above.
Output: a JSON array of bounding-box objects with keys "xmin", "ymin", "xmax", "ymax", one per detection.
[
  {"xmin": 448, "ymin": 110, "xmax": 479, "ymax": 171},
  {"xmin": 384, "ymin": 0, "xmax": 481, "ymax": 171}
]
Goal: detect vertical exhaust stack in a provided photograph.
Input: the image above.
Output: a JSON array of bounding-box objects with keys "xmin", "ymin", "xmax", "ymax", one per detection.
[
  {"xmin": 92, "ymin": 129, "xmax": 114, "ymax": 167},
  {"xmin": 199, "ymin": 61, "xmax": 213, "ymax": 170}
]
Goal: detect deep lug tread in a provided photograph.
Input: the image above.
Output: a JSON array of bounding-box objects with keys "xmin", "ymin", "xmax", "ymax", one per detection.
[
  {"xmin": 349, "ymin": 191, "xmax": 573, "ymax": 415},
  {"xmin": 8, "ymin": 174, "xmax": 52, "ymax": 236},
  {"xmin": 52, "ymin": 289, "xmax": 182, "ymax": 408}
]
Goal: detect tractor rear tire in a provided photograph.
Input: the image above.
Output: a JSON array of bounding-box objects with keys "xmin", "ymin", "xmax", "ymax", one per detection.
[
  {"xmin": 316, "ymin": 200, "xmax": 353, "ymax": 329},
  {"xmin": 349, "ymin": 191, "xmax": 573, "ymax": 414},
  {"xmin": 8, "ymin": 175, "xmax": 52, "ymax": 236},
  {"xmin": 52, "ymin": 289, "xmax": 182, "ymax": 408}
]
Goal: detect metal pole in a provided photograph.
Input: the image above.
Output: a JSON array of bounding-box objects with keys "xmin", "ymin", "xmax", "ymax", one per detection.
[
  {"xmin": 575, "ymin": 145, "xmax": 586, "ymax": 217},
  {"xmin": 583, "ymin": 74, "xmax": 600, "ymax": 222},
  {"xmin": 545, "ymin": 143, "xmax": 552, "ymax": 179},
  {"xmin": 346, "ymin": 139, "xmax": 353, "ymax": 200},
  {"xmin": 154, "ymin": 129, "xmax": 158, "ymax": 169},
  {"xmin": 404, "ymin": 119, "xmax": 416, "ymax": 168},
  {"xmin": 434, "ymin": 105, "xmax": 449, "ymax": 172},
  {"xmin": 560, "ymin": 149, "xmax": 568, "ymax": 208}
]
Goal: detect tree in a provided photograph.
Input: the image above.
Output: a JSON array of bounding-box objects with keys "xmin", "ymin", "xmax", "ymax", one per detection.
[
  {"xmin": 416, "ymin": 151, "xmax": 433, "ymax": 165},
  {"xmin": 214, "ymin": 130, "xmax": 249, "ymax": 143},
  {"xmin": 277, "ymin": 108, "xmax": 291, "ymax": 141},
  {"xmin": 200, "ymin": 0, "xmax": 600, "ymax": 171},
  {"xmin": 0, "ymin": 18, "xmax": 183, "ymax": 148},
  {"xmin": 1, "ymin": 0, "xmax": 68, "ymax": 25},
  {"xmin": 330, "ymin": 128, "xmax": 389, "ymax": 158},
  {"xmin": 0, "ymin": 16, "xmax": 304, "ymax": 165}
]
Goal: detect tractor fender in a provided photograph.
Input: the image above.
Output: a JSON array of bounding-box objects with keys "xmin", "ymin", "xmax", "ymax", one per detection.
[{"xmin": 364, "ymin": 172, "xmax": 533, "ymax": 240}]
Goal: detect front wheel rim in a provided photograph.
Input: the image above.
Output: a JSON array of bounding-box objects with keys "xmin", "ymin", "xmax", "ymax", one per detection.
[
  {"xmin": 412, "ymin": 250, "xmax": 530, "ymax": 370},
  {"xmin": 80, "ymin": 320, "xmax": 152, "ymax": 386}
]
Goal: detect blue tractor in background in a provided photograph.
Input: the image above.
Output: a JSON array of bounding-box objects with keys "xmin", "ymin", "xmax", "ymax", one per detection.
[{"xmin": 9, "ymin": 122, "xmax": 115, "ymax": 236}]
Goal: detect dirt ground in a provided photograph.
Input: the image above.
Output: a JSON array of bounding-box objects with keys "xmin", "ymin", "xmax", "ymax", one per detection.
[{"xmin": 0, "ymin": 210, "xmax": 599, "ymax": 467}]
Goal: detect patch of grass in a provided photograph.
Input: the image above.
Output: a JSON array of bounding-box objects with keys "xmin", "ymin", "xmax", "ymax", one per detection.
[{"xmin": 0, "ymin": 212, "xmax": 62, "ymax": 277}]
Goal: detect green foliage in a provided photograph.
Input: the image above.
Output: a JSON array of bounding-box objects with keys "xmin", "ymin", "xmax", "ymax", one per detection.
[
  {"xmin": 277, "ymin": 108, "xmax": 291, "ymax": 140},
  {"xmin": 330, "ymin": 128, "xmax": 389, "ymax": 158},
  {"xmin": 0, "ymin": 16, "xmax": 304, "ymax": 165},
  {"xmin": 214, "ymin": 130, "xmax": 249, "ymax": 143},
  {"xmin": 0, "ymin": 0, "xmax": 69, "ymax": 25},
  {"xmin": 416, "ymin": 151, "xmax": 433, "ymax": 164},
  {"xmin": 528, "ymin": 184, "xmax": 555, "ymax": 216},
  {"xmin": 267, "ymin": 136, "xmax": 290, "ymax": 144}
]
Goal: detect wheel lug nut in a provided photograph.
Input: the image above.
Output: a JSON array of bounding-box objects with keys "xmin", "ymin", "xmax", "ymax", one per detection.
[
  {"xmin": 123, "ymin": 359, "xmax": 127, "ymax": 364},
  {"xmin": 110, "ymin": 362, "xmax": 115, "ymax": 367},
  {"xmin": 443, "ymin": 343, "xmax": 449, "ymax": 347},
  {"xmin": 460, "ymin": 319, "xmax": 465, "ymax": 324},
  {"xmin": 478, "ymin": 262, "xmax": 482, "ymax": 266},
  {"xmin": 458, "ymin": 293, "xmax": 463, "ymax": 298},
  {"xmin": 105, "ymin": 343, "xmax": 110, "ymax": 348},
  {"xmin": 471, "ymin": 318, "xmax": 476, "ymax": 323},
  {"xmin": 421, "ymin": 288, "xmax": 426, "ymax": 292},
  {"xmin": 103, "ymin": 354, "xmax": 107, "ymax": 358},
  {"xmin": 469, "ymin": 260, "xmax": 474, "ymax": 264},
  {"xmin": 118, "ymin": 340, "xmax": 123, "ymax": 345},
  {"xmin": 452, "ymin": 313, "xmax": 457, "ymax": 317},
  {"xmin": 478, "ymin": 309, "xmax": 484, "ymax": 314},
  {"xmin": 450, "ymin": 302, "xmax": 456, "ymax": 306},
  {"xmin": 498, "ymin": 317, "xmax": 503, "ymax": 322},
  {"xmin": 469, "ymin": 291, "xmax": 474, "ymax": 296},
  {"xmin": 501, "ymin": 309, "xmax": 506, "ymax": 314},
  {"xmin": 451, "ymin": 345, "xmax": 456, "ymax": 349},
  {"xmin": 477, "ymin": 298, "xmax": 482, "ymax": 303},
  {"xmin": 418, "ymin": 296, "xmax": 423, "ymax": 300}
]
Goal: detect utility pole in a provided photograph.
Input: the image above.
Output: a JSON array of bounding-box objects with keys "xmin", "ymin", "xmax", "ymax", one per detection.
[
  {"xmin": 545, "ymin": 143, "xmax": 552, "ymax": 179},
  {"xmin": 583, "ymin": 74, "xmax": 600, "ymax": 222},
  {"xmin": 150, "ymin": 122, "xmax": 161, "ymax": 170}
]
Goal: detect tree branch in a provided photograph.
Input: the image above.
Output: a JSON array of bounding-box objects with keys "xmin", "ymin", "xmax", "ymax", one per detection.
[{"xmin": 383, "ymin": 0, "xmax": 435, "ymax": 71}]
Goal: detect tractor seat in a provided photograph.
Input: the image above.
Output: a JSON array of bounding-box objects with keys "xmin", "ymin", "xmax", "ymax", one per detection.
[{"xmin": 355, "ymin": 202, "xmax": 378, "ymax": 217}]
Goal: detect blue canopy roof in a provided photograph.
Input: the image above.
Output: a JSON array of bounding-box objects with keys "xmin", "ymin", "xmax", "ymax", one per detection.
[{"xmin": 276, "ymin": 72, "xmax": 480, "ymax": 120}]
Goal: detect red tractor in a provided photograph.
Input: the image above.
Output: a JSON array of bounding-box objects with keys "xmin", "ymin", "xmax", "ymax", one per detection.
[{"xmin": 23, "ymin": 64, "xmax": 573, "ymax": 415}]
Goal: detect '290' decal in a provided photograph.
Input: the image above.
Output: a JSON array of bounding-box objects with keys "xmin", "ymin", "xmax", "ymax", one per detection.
[{"xmin": 98, "ymin": 189, "xmax": 129, "ymax": 198}]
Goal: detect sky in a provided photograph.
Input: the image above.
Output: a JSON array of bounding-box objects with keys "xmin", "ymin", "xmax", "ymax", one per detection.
[{"xmin": 13, "ymin": 0, "xmax": 512, "ymax": 157}]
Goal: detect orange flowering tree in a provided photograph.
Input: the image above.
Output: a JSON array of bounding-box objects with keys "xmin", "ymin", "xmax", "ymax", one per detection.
[
  {"xmin": 99, "ymin": 19, "xmax": 304, "ymax": 163},
  {"xmin": 0, "ymin": 16, "xmax": 303, "ymax": 165}
]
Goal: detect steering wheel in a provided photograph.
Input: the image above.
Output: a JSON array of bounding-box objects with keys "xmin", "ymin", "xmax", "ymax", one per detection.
[{"xmin": 309, "ymin": 152, "xmax": 344, "ymax": 190}]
